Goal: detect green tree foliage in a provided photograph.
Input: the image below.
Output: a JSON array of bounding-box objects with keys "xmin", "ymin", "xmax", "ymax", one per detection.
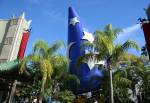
[
  {"xmin": 20, "ymin": 40, "xmax": 79, "ymax": 102},
  {"xmin": 20, "ymin": 40, "xmax": 64, "ymax": 103},
  {"xmin": 109, "ymin": 54, "xmax": 150, "ymax": 103},
  {"xmin": 57, "ymin": 90, "xmax": 75, "ymax": 103},
  {"xmin": 125, "ymin": 56, "xmax": 150, "ymax": 103},
  {"xmin": 79, "ymin": 24, "xmax": 139, "ymax": 103}
]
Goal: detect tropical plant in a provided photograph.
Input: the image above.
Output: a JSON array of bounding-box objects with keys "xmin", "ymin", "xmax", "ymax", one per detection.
[
  {"xmin": 95, "ymin": 62, "xmax": 133, "ymax": 103},
  {"xmin": 20, "ymin": 40, "xmax": 64, "ymax": 103},
  {"xmin": 113, "ymin": 68, "xmax": 133, "ymax": 103},
  {"xmin": 79, "ymin": 24, "xmax": 139, "ymax": 103},
  {"xmin": 125, "ymin": 57, "xmax": 150, "ymax": 103},
  {"xmin": 49, "ymin": 55, "xmax": 79, "ymax": 100},
  {"xmin": 57, "ymin": 90, "xmax": 76, "ymax": 103},
  {"xmin": 112, "ymin": 54, "xmax": 150, "ymax": 103}
]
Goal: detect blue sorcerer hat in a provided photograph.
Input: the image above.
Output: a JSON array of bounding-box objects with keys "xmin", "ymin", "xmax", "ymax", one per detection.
[{"xmin": 68, "ymin": 7, "xmax": 103, "ymax": 93}]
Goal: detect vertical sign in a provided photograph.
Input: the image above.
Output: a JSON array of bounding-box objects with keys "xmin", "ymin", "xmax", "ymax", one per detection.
[{"xmin": 18, "ymin": 31, "xmax": 30, "ymax": 59}]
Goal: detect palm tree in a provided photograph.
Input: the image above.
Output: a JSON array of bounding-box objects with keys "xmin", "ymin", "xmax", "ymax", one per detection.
[
  {"xmin": 79, "ymin": 24, "xmax": 139, "ymax": 103},
  {"xmin": 20, "ymin": 40, "xmax": 64, "ymax": 103},
  {"xmin": 125, "ymin": 56, "xmax": 150, "ymax": 103},
  {"xmin": 50, "ymin": 51, "xmax": 80, "ymax": 100},
  {"xmin": 113, "ymin": 68, "xmax": 133, "ymax": 103}
]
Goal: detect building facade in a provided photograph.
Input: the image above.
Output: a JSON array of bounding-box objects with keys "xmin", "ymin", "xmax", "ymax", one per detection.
[{"xmin": 0, "ymin": 13, "xmax": 31, "ymax": 63}]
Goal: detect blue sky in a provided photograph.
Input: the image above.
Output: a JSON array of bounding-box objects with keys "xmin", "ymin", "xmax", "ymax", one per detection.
[{"xmin": 0, "ymin": 0, "xmax": 149, "ymax": 55}]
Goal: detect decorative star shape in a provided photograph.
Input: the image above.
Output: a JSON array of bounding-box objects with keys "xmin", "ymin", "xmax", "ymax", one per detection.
[
  {"xmin": 82, "ymin": 31, "xmax": 94, "ymax": 43},
  {"xmin": 69, "ymin": 17, "xmax": 79, "ymax": 26}
]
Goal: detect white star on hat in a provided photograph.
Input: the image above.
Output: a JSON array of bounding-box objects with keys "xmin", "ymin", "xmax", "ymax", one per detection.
[{"xmin": 69, "ymin": 17, "xmax": 79, "ymax": 26}]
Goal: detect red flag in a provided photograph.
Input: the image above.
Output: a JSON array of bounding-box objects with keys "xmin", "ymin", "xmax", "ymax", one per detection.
[
  {"xmin": 142, "ymin": 22, "xmax": 150, "ymax": 59},
  {"xmin": 18, "ymin": 31, "xmax": 30, "ymax": 59}
]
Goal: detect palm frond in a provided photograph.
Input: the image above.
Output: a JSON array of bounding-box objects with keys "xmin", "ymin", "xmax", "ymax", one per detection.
[
  {"xmin": 80, "ymin": 40, "xmax": 94, "ymax": 51},
  {"xmin": 111, "ymin": 40, "xmax": 139, "ymax": 62},
  {"xmin": 48, "ymin": 41, "xmax": 64, "ymax": 55},
  {"xmin": 113, "ymin": 69, "xmax": 128, "ymax": 78},
  {"xmin": 113, "ymin": 29, "xmax": 123, "ymax": 36},
  {"xmin": 111, "ymin": 44, "xmax": 125, "ymax": 62},
  {"xmin": 27, "ymin": 54, "xmax": 41, "ymax": 62},
  {"xmin": 113, "ymin": 68, "xmax": 132, "ymax": 88},
  {"xmin": 104, "ymin": 24, "xmax": 122, "ymax": 41},
  {"xmin": 113, "ymin": 76, "xmax": 132, "ymax": 88},
  {"xmin": 94, "ymin": 31, "xmax": 113, "ymax": 55},
  {"xmin": 122, "ymin": 40, "xmax": 140, "ymax": 51},
  {"xmin": 51, "ymin": 55, "xmax": 68, "ymax": 78},
  {"xmin": 76, "ymin": 53, "xmax": 95, "ymax": 68},
  {"xmin": 33, "ymin": 40, "xmax": 49, "ymax": 57}
]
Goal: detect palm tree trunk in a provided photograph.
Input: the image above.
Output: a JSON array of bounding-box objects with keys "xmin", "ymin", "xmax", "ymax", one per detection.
[
  {"xmin": 39, "ymin": 77, "xmax": 46, "ymax": 103},
  {"xmin": 8, "ymin": 80, "xmax": 17, "ymax": 103},
  {"xmin": 107, "ymin": 62, "xmax": 114, "ymax": 103},
  {"xmin": 39, "ymin": 84, "xmax": 44, "ymax": 103},
  {"xmin": 52, "ymin": 79, "xmax": 57, "ymax": 99},
  {"xmin": 3, "ymin": 85, "xmax": 11, "ymax": 103},
  {"xmin": 39, "ymin": 91, "xmax": 43, "ymax": 103}
]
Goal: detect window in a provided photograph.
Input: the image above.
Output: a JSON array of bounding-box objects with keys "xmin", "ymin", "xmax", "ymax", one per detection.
[
  {"xmin": 4, "ymin": 37, "xmax": 14, "ymax": 45},
  {"xmin": 10, "ymin": 19, "xmax": 18, "ymax": 25}
]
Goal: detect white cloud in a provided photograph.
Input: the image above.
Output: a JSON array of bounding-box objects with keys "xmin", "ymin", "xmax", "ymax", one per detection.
[
  {"xmin": 115, "ymin": 24, "xmax": 145, "ymax": 56},
  {"xmin": 116, "ymin": 24, "xmax": 142, "ymax": 43},
  {"xmin": 122, "ymin": 24, "xmax": 141, "ymax": 34}
]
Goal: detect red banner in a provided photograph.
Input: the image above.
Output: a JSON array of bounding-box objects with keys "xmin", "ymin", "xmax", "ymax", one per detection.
[
  {"xmin": 18, "ymin": 31, "xmax": 30, "ymax": 59},
  {"xmin": 142, "ymin": 22, "xmax": 150, "ymax": 59}
]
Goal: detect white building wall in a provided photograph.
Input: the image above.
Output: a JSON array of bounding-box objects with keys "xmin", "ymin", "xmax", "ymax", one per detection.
[
  {"xmin": 0, "ymin": 20, "xmax": 9, "ymax": 44},
  {"xmin": 9, "ymin": 18, "xmax": 29, "ymax": 61},
  {"xmin": 0, "ymin": 13, "xmax": 30, "ymax": 63}
]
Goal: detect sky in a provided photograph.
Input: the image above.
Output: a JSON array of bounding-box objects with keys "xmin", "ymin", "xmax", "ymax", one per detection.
[{"xmin": 0, "ymin": 0, "xmax": 149, "ymax": 56}]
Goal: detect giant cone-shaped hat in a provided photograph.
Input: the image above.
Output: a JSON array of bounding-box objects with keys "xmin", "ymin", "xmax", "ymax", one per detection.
[{"xmin": 68, "ymin": 7, "xmax": 103, "ymax": 93}]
